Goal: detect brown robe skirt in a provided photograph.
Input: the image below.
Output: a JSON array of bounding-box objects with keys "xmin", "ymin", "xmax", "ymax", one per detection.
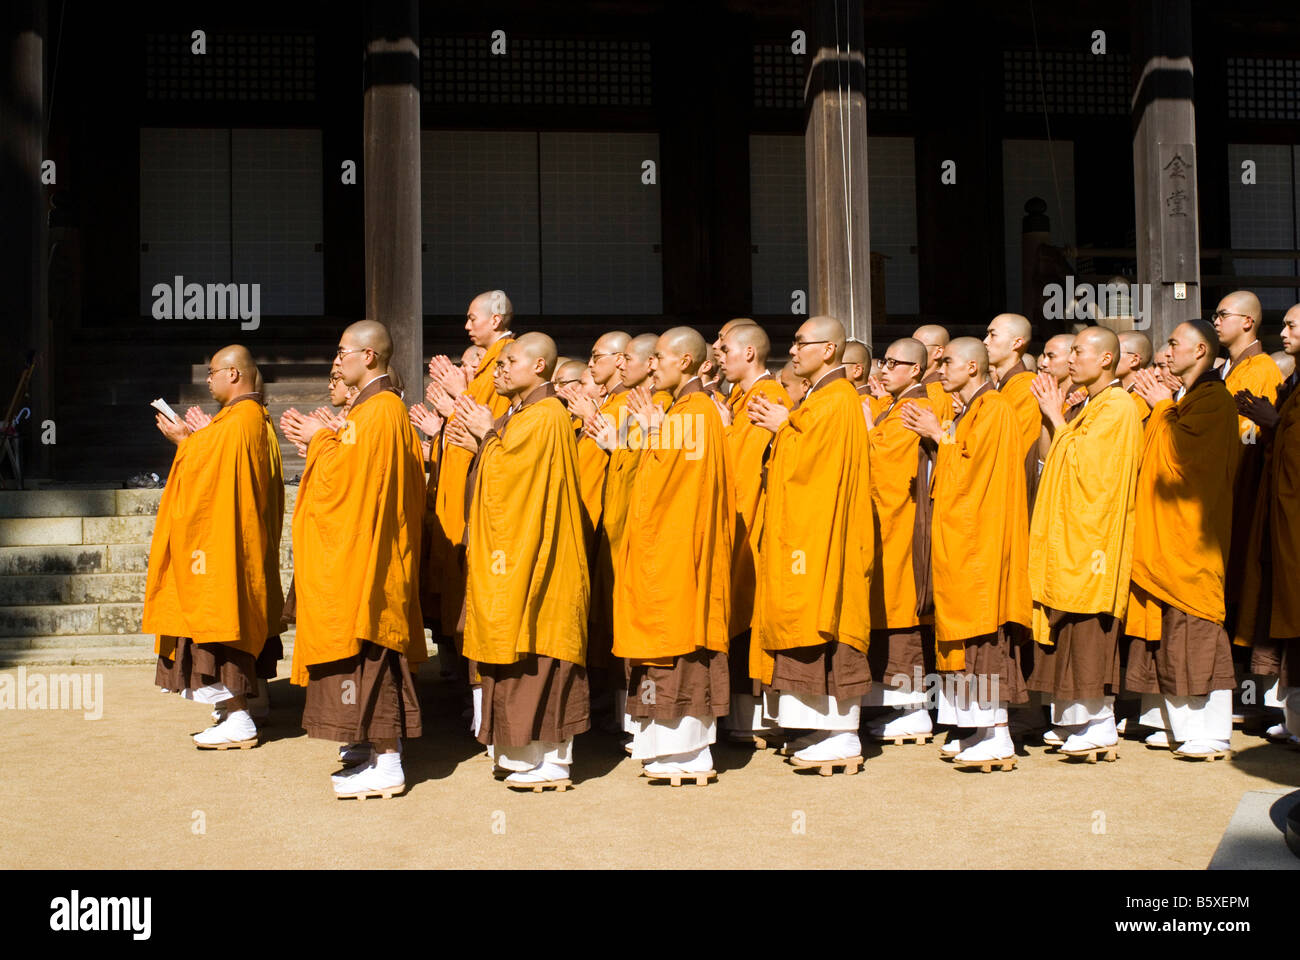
[
  {"xmin": 155, "ymin": 637, "xmax": 256, "ymax": 697},
  {"xmin": 769, "ymin": 641, "xmax": 871, "ymax": 701},
  {"xmin": 867, "ymin": 627, "xmax": 933, "ymax": 688},
  {"xmin": 302, "ymin": 641, "xmax": 423, "ymax": 742},
  {"xmin": 1027, "ymin": 611, "xmax": 1122, "ymax": 700},
  {"xmin": 476, "ymin": 654, "xmax": 590, "ymax": 749},
  {"xmin": 947, "ymin": 627, "xmax": 1029, "ymax": 705},
  {"xmin": 625, "ymin": 648, "xmax": 730, "ymax": 722},
  {"xmin": 1124, "ymin": 605, "xmax": 1237, "ymax": 697},
  {"xmin": 254, "ymin": 636, "xmax": 283, "ymax": 680}
]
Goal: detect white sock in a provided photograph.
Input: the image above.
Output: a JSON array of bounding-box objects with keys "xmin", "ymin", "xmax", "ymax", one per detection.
[{"xmin": 375, "ymin": 751, "xmax": 403, "ymax": 777}]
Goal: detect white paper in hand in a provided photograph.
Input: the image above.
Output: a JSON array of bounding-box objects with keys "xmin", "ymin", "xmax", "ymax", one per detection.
[{"xmin": 151, "ymin": 398, "xmax": 181, "ymax": 423}]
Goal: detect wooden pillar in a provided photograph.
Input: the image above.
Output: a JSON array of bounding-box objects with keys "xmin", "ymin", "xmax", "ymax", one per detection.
[
  {"xmin": 363, "ymin": 0, "xmax": 422, "ymax": 398},
  {"xmin": 804, "ymin": 0, "xmax": 870, "ymax": 345},
  {"xmin": 1131, "ymin": 0, "xmax": 1200, "ymax": 346},
  {"xmin": 0, "ymin": 1, "xmax": 47, "ymax": 477}
]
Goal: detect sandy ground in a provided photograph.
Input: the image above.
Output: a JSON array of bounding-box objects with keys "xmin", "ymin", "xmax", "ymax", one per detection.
[{"xmin": 2, "ymin": 660, "xmax": 1297, "ymax": 870}]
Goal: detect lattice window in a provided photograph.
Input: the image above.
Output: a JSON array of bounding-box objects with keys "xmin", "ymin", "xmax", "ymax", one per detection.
[
  {"xmin": 752, "ymin": 43, "xmax": 907, "ymax": 112},
  {"xmin": 1003, "ymin": 50, "xmax": 1130, "ymax": 115},
  {"xmin": 1227, "ymin": 57, "xmax": 1300, "ymax": 121},
  {"xmin": 144, "ymin": 32, "xmax": 316, "ymax": 102},
  {"xmin": 422, "ymin": 36, "xmax": 652, "ymax": 107}
]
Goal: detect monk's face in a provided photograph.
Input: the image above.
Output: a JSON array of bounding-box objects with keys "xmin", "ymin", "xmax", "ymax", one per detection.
[
  {"xmin": 719, "ymin": 331, "xmax": 751, "ymax": 385},
  {"xmin": 461, "ymin": 345, "xmax": 485, "ymax": 374},
  {"xmin": 334, "ymin": 334, "xmax": 373, "ymax": 388},
  {"xmin": 499, "ymin": 344, "xmax": 544, "ymax": 398},
  {"xmin": 1042, "ymin": 341, "xmax": 1072, "ymax": 384},
  {"xmin": 579, "ymin": 369, "xmax": 602, "ymax": 400},
  {"xmin": 881, "ymin": 349, "xmax": 922, "ymax": 396},
  {"xmin": 711, "ymin": 327, "xmax": 729, "ymax": 368},
  {"xmin": 328, "ymin": 370, "xmax": 350, "ymax": 407},
  {"xmin": 1281, "ymin": 309, "xmax": 1300, "ymax": 356},
  {"xmin": 789, "ymin": 322, "xmax": 835, "ymax": 378},
  {"xmin": 206, "ymin": 359, "xmax": 238, "ymax": 403},
  {"xmin": 465, "ymin": 296, "xmax": 503, "ymax": 348},
  {"xmin": 1165, "ymin": 325, "xmax": 1206, "ymax": 379},
  {"xmin": 1213, "ymin": 295, "xmax": 1254, "ymax": 347},
  {"xmin": 983, "ymin": 319, "xmax": 1020, "ymax": 367},
  {"xmin": 1068, "ymin": 336, "xmax": 1111, "ymax": 387},
  {"xmin": 871, "ymin": 358, "xmax": 884, "ymax": 380},
  {"xmin": 937, "ymin": 349, "xmax": 973, "ymax": 394},
  {"xmin": 779, "ymin": 369, "xmax": 808, "ymax": 403},
  {"xmin": 589, "ymin": 336, "xmax": 622, "ymax": 387},
  {"xmin": 618, "ymin": 347, "xmax": 652, "ymax": 389},
  {"xmin": 649, "ymin": 337, "xmax": 687, "ymax": 392}
]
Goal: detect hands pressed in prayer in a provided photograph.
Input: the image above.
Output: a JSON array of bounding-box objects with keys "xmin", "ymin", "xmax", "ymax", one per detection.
[
  {"xmin": 866, "ymin": 375, "xmax": 888, "ymax": 399},
  {"xmin": 1030, "ymin": 372, "xmax": 1067, "ymax": 431},
  {"xmin": 583, "ymin": 411, "xmax": 618, "ymax": 452},
  {"xmin": 1159, "ymin": 369, "xmax": 1183, "ymax": 395},
  {"xmin": 564, "ymin": 390, "xmax": 599, "ymax": 424},
  {"xmin": 1132, "ymin": 368, "xmax": 1174, "ymax": 407},
  {"xmin": 713, "ymin": 395, "xmax": 733, "ymax": 427},
  {"xmin": 899, "ymin": 400, "xmax": 943, "ymax": 443},
  {"xmin": 1064, "ymin": 388, "xmax": 1087, "ymax": 409},
  {"xmin": 452, "ymin": 395, "xmax": 493, "ymax": 440},
  {"xmin": 626, "ymin": 385, "xmax": 665, "ymax": 433},
  {"xmin": 1235, "ymin": 389, "xmax": 1281, "ymax": 431},
  {"xmin": 409, "ymin": 403, "xmax": 444, "ymax": 438},
  {"xmin": 280, "ymin": 408, "xmax": 329, "ymax": 447},
  {"xmin": 183, "ymin": 406, "xmax": 212, "ymax": 432},
  {"xmin": 311, "ymin": 406, "xmax": 347, "ymax": 432},
  {"xmin": 425, "ymin": 380, "xmax": 456, "ymax": 419},
  {"xmin": 861, "ymin": 397, "xmax": 877, "ymax": 430},
  {"xmin": 747, "ymin": 392, "xmax": 789, "ymax": 433},
  {"xmin": 155, "ymin": 412, "xmax": 192, "ymax": 445},
  {"xmin": 430, "ymin": 354, "xmax": 469, "ymax": 396},
  {"xmin": 446, "ymin": 417, "xmax": 478, "ymax": 452}
]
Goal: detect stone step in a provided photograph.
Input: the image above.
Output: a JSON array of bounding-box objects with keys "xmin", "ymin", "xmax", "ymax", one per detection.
[
  {"xmin": 0, "ymin": 573, "xmax": 146, "ymax": 605},
  {"xmin": 0, "ymin": 517, "xmax": 84, "ymax": 546},
  {"xmin": 0, "ymin": 490, "xmax": 117, "ymax": 518},
  {"xmin": 0, "ymin": 643, "xmax": 157, "ymax": 666},
  {"xmin": 0, "ymin": 602, "xmax": 146, "ymax": 636}
]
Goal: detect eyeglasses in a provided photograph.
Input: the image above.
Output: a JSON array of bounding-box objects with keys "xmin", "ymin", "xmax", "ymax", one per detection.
[
  {"xmin": 206, "ymin": 366, "xmax": 234, "ymax": 377},
  {"xmin": 791, "ymin": 339, "xmax": 831, "ymax": 349},
  {"xmin": 1212, "ymin": 310, "xmax": 1250, "ymax": 321},
  {"xmin": 336, "ymin": 345, "xmax": 369, "ymax": 358},
  {"xmin": 882, "ymin": 358, "xmax": 919, "ymax": 370},
  {"xmin": 556, "ymin": 379, "xmax": 582, "ymax": 387},
  {"xmin": 590, "ymin": 352, "xmax": 615, "ymax": 361}
]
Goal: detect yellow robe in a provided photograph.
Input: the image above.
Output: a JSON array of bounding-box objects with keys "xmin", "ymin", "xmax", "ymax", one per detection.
[
  {"xmin": 725, "ymin": 375, "xmax": 791, "ymax": 642},
  {"xmin": 868, "ymin": 386, "xmax": 932, "ymax": 631},
  {"xmin": 576, "ymin": 387, "xmax": 629, "ymax": 553},
  {"xmin": 924, "ymin": 375, "xmax": 954, "ymax": 431},
  {"xmin": 143, "ymin": 396, "xmax": 277, "ymax": 656},
  {"xmin": 929, "ymin": 385, "xmax": 1032, "ymax": 668},
  {"xmin": 426, "ymin": 336, "xmax": 514, "ymax": 630},
  {"xmin": 757, "ymin": 374, "xmax": 873, "ymax": 683},
  {"xmin": 1126, "ymin": 377, "xmax": 1239, "ymax": 641},
  {"xmin": 1127, "ymin": 387, "xmax": 1151, "ymax": 425},
  {"xmin": 1029, "ymin": 385, "xmax": 1141, "ymax": 645},
  {"xmin": 263, "ymin": 412, "xmax": 286, "ymax": 631},
  {"xmin": 464, "ymin": 391, "xmax": 589, "ymax": 666},
  {"xmin": 290, "ymin": 386, "xmax": 428, "ymax": 685},
  {"xmin": 613, "ymin": 384, "xmax": 734, "ymax": 661},
  {"xmin": 998, "ymin": 368, "xmax": 1041, "ymax": 461}
]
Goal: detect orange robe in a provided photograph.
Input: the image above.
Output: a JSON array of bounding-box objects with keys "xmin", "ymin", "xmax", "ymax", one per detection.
[
  {"xmin": 923, "ymin": 374, "xmax": 954, "ymax": 430},
  {"xmin": 725, "ymin": 374, "xmax": 791, "ymax": 641},
  {"xmin": 464, "ymin": 389, "xmax": 588, "ymax": 666},
  {"xmin": 1126, "ymin": 375, "xmax": 1239, "ymax": 641},
  {"xmin": 144, "ymin": 395, "xmax": 277, "ymax": 657},
  {"xmin": 1029, "ymin": 385, "xmax": 1141, "ymax": 646},
  {"xmin": 1245, "ymin": 381, "xmax": 1300, "ymax": 640},
  {"xmin": 757, "ymin": 373, "xmax": 874, "ymax": 684},
  {"xmin": 1126, "ymin": 387, "xmax": 1151, "ymax": 425},
  {"xmin": 290, "ymin": 384, "xmax": 427, "ymax": 685},
  {"xmin": 929, "ymin": 384, "xmax": 1032, "ymax": 668},
  {"xmin": 426, "ymin": 336, "xmax": 513, "ymax": 631},
  {"xmin": 1223, "ymin": 345, "xmax": 1284, "ymax": 607},
  {"xmin": 576, "ymin": 387, "xmax": 629, "ymax": 553},
  {"xmin": 867, "ymin": 385, "xmax": 932, "ymax": 631},
  {"xmin": 613, "ymin": 382, "xmax": 735, "ymax": 660},
  {"xmin": 262, "ymin": 410, "xmax": 286, "ymax": 632}
]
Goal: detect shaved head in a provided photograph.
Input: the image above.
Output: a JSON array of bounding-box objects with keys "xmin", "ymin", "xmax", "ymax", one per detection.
[
  {"xmin": 791, "ymin": 315, "xmax": 846, "ymax": 379},
  {"xmin": 593, "ymin": 331, "xmax": 630, "ymax": 355},
  {"xmin": 729, "ymin": 323, "xmax": 770, "ymax": 364},
  {"xmin": 1215, "ymin": 289, "xmax": 1265, "ymax": 352},
  {"xmin": 1119, "ymin": 331, "xmax": 1153, "ymax": 368},
  {"xmin": 888, "ymin": 337, "xmax": 928, "ymax": 369},
  {"xmin": 913, "ymin": 324, "xmax": 950, "ymax": 349},
  {"xmin": 589, "ymin": 330, "xmax": 630, "ymax": 388},
  {"xmin": 1076, "ymin": 326, "xmax": 1121, "ymax": 371},
  {"xmin": 984, "ymin": 313, "xmax": 1032, "ymax": 373},
  {"xmin": 554, "ymin": 359, "xmax": 587, "ymax": 385},
  {"xmin": 713, "ymin": 318, "xmax": 757, "ymax": 365},
  {"xmin": 651, "ymin": 326, "xmax": 708, "ymax": 393},
  {"xmin": 720, "ymin": 323, "xmax": 771, "ymax": 387},
  {"xmin": 498, "ymin": 331, "xmax": 556, "ymax": 399},
  {"xmin": 209, "ymin": 344, "xmax": 257, "ymax": 403},
  {"xmin": 881, "ymin": 338, "xmax": 927, "ymax": 397},
  {"xmin": 341, "ymin": 320, "xmax": 393, "ymax": 360},
  {"xmin": 938, "ymin": 337, "xmax": 989, "ymax": 398},
  {"xmin": 1166, "ymin": 320, "xmax": 1218, "ymax": 380},
  {"xmin": 843, "ymin": 341, "xmax": 870, "ymax": 366},
  {"xmin": 945, "ymin": 337, "xmax": 989, "ymax": 375},
  {"xmin": 660, "ymin": 326, "xmax": 708, "ymax": 373},
  {"xmin": 514, "ymin": 331, "xmax": 558, "ymax": 379},
  {"xmin": 1042, "ymin": 334, "xmax": 1075, "ymax": 385}
]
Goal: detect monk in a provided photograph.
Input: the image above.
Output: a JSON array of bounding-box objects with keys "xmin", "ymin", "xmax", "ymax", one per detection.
[
  {"xmin": 902, "ymin": 339, "xmax": 1032, "ymax": 768},
  {"xmin": 707, "ymin": 318, "xmax": 756, "ymax": 400},
  {"xmin": 1125, "ymin": 320, "xmax": 1240, "ymax": 759},
  {"xmin": 751, "ymin": 316, "xmax": 874, "ymax": 773},
  {"xmin": 984, "ymin": 312, "xmax": 1042, "ymax": 511},
  {"xmin": 1118, "ymin": 331, "xmax": 1154, "ymax": 424},
  {"xmin": 450, "ymin": 333, "xmax": 590, "ymax": 789},
  {"xmin": 598, "ymin": 327, "xmax": 734, "ymax": 782},
  {"xmin": 584, "ymin": 332, "xmax": 659, "ymax": 736},
  {"xmin": 1233, "ymin": 303, "xmax": 1300, "ymax": 745},
  {"xmin": 567, "ymin": 332, "xmax": 630, "ymax": 547},
  {"xmin": 552, "ymin": 358, "xmax": 588, "ymax": 393},
  {"xmin": 1214, "ymin": 292, "xmax": 1284, "ymax": 703},
  {"xmin": 778, "ymin": 361, "xmax": 809, "ymax": 405},
  {"xmin": 716, "ymin": 323, "xmax": 791, "ymax": 745},
  {"xmin": 914, "ymin": 323, "xmax": 954, "ymax": 426},
  {"xmin": 843, "ymin": 340, "xmax": 872, "ymax": 395},
  {"xmin": 1028, "ymin": 327, "xmax": 1142, "ymax": 761},
  {"xmin": 861, "ymin": 338, "xmax": 936, "ymax": 744},
  {"xmin": 424, "ymin": 291, "xmax": 515, "ymax": 645},
  {"xmin": 146, "ymin": 345, "xmax": 280, "ymax": 750},
  {"xmin": 279, "ymin": 320, "xmax": 427, "ymax": 799},
  {"xmin": 1272, "ymin": 350, "xmax": 1295, "ymax": 380}
]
